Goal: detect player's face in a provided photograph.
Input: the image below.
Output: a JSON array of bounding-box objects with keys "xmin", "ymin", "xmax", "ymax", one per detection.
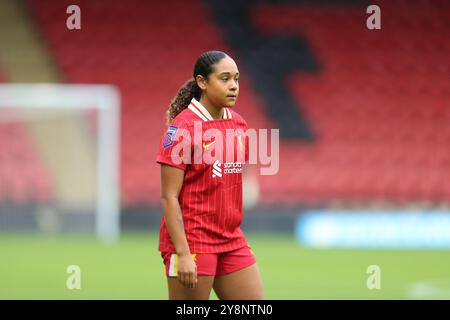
[{"xmin": 206, "ymin": 56, "xmax": 239, "ymax": 108}]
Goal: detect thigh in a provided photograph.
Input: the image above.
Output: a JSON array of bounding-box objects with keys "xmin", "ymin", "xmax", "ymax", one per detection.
[
  {"xmin": 213, "ymin": 257, "xmax": 264, "ymax": 300},
  {"xmin": 167, "ymin": 275, "xmax": 215, "ymax": 300}
]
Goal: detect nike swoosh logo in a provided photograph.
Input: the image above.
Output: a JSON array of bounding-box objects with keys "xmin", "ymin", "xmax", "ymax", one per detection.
[{"xmin": 203, "ymin": 140, "xmax": 216, "ymax": 149}]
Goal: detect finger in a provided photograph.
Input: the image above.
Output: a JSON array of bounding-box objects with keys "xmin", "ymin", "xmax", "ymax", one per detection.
[
  {"xmin": 194, "ymin": 266, "xmax": 198, "ymax": 284},
  {"xmin": 178, "ymin": 272, "xmax": 186, "ymax": 287},
  {"xmin": 185, "ymin": 272, "xmax": 191, "ymax": 289},
  {"xmin": 193, "ymin": 274, "xmax": 198, "ymax": 286},
  {"xmin": 192, "ymin": 271, "xmax": 197, "ymax": 288},
  {"xmin": 183, "ymin": 273, "xmax": 190, "ymax": 288},
  {"xmin": 188, "ymin": 272, "xmax": 195, "ymax": 289},
  {"xmin": 182, "ymin": 272, "xmax": 190, "ymax": 288}
]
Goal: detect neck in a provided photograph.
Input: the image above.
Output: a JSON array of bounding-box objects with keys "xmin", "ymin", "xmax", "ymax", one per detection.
[{"xmin": 199, "ymin": 96, "xmax": 223, "ymax": 120}]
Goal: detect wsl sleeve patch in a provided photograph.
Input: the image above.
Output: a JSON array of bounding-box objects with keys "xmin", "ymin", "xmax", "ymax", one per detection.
[{"xmin": 163, "ymin": 125, "xmax": 178, "ymax": 149}]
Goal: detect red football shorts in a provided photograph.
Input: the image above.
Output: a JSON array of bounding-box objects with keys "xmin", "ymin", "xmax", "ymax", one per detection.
[{"xmin": 161, "ymin": 245, "xmax": 256, "ymax": 277}]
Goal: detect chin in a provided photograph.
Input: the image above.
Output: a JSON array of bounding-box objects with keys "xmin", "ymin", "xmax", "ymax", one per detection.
[{"xmin": 225, "ymin": 100, "xmax": 237, "ymax": 108}]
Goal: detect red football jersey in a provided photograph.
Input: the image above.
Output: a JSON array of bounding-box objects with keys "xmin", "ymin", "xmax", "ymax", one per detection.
[{"xmin": 157, "ymin": 97, "xmax": 249, "ymax": 253}]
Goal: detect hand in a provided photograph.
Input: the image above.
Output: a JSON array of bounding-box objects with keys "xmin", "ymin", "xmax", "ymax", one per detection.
[{"xmin": 177, "ymin": 253, "xmax": 198, "ymax": 289}]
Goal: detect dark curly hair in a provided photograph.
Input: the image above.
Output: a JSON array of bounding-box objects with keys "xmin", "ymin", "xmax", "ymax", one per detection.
[{"xmin": 166, "ymin": 50, "xmax": 228, "ymax": 123}]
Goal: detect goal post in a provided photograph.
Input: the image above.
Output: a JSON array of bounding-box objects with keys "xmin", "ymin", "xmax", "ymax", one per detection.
[{"xmin": 0, "ymin": 84, "xmax": 121, "ymax": 243}]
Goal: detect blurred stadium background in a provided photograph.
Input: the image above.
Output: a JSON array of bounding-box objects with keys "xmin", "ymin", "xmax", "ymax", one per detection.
[{"xmin": 0, "ymin": 0, "xmax": 449, "ymax": 299}]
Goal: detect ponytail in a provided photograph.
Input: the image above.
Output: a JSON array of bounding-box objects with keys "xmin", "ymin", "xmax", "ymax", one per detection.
[{"xmin": 166, "ymin": 79, "xmax": 201, "ymax": 124}]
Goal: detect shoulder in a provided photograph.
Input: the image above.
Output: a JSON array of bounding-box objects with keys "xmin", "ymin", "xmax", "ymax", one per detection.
[
  {"xmin": 169, "ymin": 108, "xmax": 196, "ymax": 129},
  {"xmin": 228, "ymin": 108, "xmax": 247, "ymax": 128}
]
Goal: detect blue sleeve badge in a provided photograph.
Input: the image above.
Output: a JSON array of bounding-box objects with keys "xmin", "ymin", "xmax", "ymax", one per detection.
[{"xmin": 163, "ymin": 125, "xmax": 178, "ymax": 149}]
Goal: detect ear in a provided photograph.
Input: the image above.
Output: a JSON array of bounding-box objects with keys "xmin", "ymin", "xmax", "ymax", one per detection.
[{"xmin": 196, "ymin": 75, "xmax": 207, "ymax": 91}]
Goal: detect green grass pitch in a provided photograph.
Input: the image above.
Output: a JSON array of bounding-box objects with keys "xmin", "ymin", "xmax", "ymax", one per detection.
[{"xmin": 1, "ymin": 232, "xmax": 450, "ymax": 299}]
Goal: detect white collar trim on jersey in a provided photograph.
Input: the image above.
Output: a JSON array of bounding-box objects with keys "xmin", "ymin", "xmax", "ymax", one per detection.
[{"xmin": 188, "ymin": 97, "xmax": 232, "ymax": 121}]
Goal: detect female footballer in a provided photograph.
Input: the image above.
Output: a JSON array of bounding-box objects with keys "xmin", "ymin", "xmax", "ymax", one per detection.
[{"xmin": 156, "ymin": 50, "xmax": 264, "ymax": 300}]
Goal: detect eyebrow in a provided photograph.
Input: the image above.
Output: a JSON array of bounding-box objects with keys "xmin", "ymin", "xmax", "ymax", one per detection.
[{"xmin": 219, "ymin": 72, "xmax": 240, "ymax": 76}]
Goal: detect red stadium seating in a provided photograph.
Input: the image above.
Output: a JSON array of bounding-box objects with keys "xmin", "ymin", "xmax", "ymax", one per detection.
[
  {"xmin": 0, "ymin": 69, "xmax": 53, "ymax": 203},
  {"xmin": 253, "ymin": 0, "xmax": 450, "ymax": 205}
]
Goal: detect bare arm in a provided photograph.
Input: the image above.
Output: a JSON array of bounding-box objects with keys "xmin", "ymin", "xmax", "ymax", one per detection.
[{"xmin": 160, "ymin": 164, "xmax": 197, "ymax": 288}]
